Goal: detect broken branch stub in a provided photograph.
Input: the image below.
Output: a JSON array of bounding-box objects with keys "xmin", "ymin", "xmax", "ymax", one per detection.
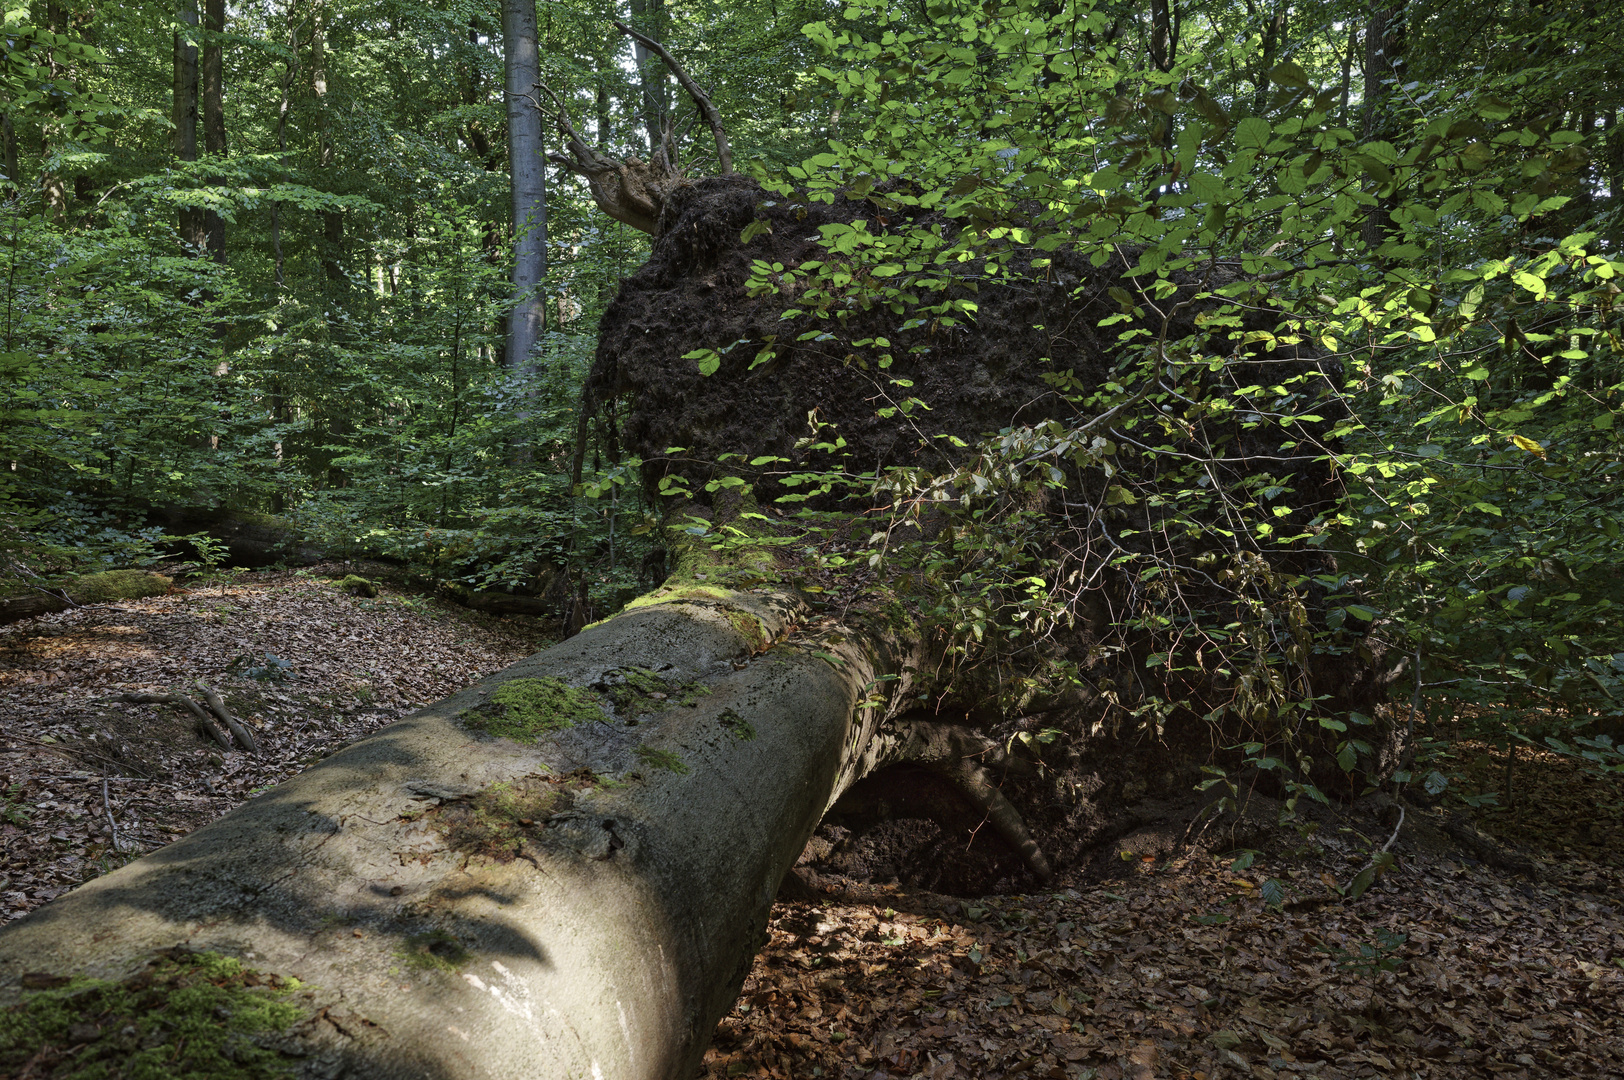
[
  {"xmin": 540, "ymin": 24, "xmax": 732, "ymax": 235},
  {"xmin": 0, "ymin": 587, "xmax": 935, "ymax": 1079}
]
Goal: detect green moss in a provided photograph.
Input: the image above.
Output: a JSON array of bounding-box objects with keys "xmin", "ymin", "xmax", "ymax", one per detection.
[
  {"xmin": 602, "ymin": 667, "xmax": 712, "ymax": 722},
  {"xmin": 429, "ymin": 770, "xmax": 606, "ymax": 860},
  {"xmin": 395, "ymin": 931, "xmax": 469, "ymax": 973},
  {"xmin": 634, "ymin": 745, "xmax": 690, "ymax": 775},
  {"xmin": 620, "ymin": 583, "xmax": 734, "ymax": 613},
  {"xmin": 717, "ymin": 708, "xmax": 756, "ymax": 741},
  {"xmin": 69, "ymin": 569, "xmax": 170, "ymax": 604},
  {"xmin": 336, "ymin": 574, "xmax": 378, "ymax": 598},
  {"xmin": 720, "ymin": 608, "xmax": 771, "ymax": 653},
  {"xmin": 459, "ymin": 677, "xmax": 607, "ymax": 741},
  {"xmin": 0, "ymin": 949, "xmax": 307, "ymax": 1079}
]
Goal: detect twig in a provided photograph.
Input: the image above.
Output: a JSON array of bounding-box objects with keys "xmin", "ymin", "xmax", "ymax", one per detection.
[
  {"xmin": 102, "ymin": 778, "xmax": 126, "ymax": 853},
  {"xmin": 1378, "ymin": 804, "xmax": 1404, "ymax": 855},
  {"xmin": 196, "ymin": 681, "xmax": 260, "ymax": 755}
]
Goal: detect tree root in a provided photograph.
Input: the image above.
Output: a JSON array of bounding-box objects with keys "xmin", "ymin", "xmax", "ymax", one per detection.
[
  {"xmin": 881, "ymin": 719, "xmax": 1052, "ymax": 882},
  {"xmin": 120, "ymin": 691, "xmax": 255, "ymax": 755},
  {"xmin": 195, "ymin": 682, "xmax": 260, "ymax": 755}
]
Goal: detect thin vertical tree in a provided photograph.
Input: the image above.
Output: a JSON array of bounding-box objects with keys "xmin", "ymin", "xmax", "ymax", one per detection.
[
  {"xmin": 173, "ymin": 0, "xmax": 203, "ymax": 250},
  {"xmin": 503, "ymin": 0, "xmax": 546, "ymax": 377},
  {"xmin": 201, "ymin": 0, "xmax": 226, "ymax": 262}
]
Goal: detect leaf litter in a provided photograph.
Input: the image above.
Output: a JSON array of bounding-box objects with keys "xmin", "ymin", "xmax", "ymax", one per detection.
[{"xmin": 0, "ymin": 563, "xmax": 552, "ymax": 922}]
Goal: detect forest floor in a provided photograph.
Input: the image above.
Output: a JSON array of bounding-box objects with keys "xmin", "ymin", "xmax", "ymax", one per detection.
[{"xmin": 3, "ymin": 574, "xmax": 1623, "ymax": 1079}]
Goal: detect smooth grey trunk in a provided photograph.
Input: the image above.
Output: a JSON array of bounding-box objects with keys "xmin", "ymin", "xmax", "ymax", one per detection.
[
  {"xmin": 628, "ymin": 0, "xmax": 668, "ymax": 158},
  {"xmin": 202, "ymin": 0, "xmax": 226, "ymax": 262},
  {"xmin": 313, "ymin": 0, "xmax": 343, "ymax": 285},
  {"xmin": 503, "ymin": 0, "xmax": 546, "ymax": 376},
  {"xmin": 173, "ymin": 0, "xmax": 203, "ymax": 251},
  {"xmin": 0, "ymin": 588, "xmax": 925, "ymax": 1079}
]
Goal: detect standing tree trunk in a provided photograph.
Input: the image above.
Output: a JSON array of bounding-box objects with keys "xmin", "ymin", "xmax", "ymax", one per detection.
[
  {"xmin": 503, "ymin": 0, "xmax": 547, "ymax": 378},
  {"xmin": 1360, "ymin": 1, "xmax": 1406, "ymax": 254},
  {"xmin": 40, "ymin": 0, "xmax": 69, "ymax": 221},
  {"xmin": 173, "ymin": 0, "xmax": 204, "ymax": 251},
  {"xmin": 271, "ymin": 9, "xmax": 299, "ymax": 289},
  {"xmin": 313, "ymin": 0, "xmax": 342, "ymax": 286},
  {"xmin": 201, "ymin": 0, "xmax": 227, "ymax": 263},
  {"xmin": 628, "ymin": 0, "xmax": 668, "ymax": 159}
]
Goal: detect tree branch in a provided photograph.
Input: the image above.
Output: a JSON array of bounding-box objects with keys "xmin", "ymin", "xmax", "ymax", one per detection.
[{"xmin": 613, "ymin": 20, "xmax": 732, "ymax": 175}]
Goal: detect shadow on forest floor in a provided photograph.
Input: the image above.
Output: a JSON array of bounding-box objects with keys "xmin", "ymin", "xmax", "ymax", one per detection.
[{"xmin": 711, "ymin": 746, "xmax": 1624, "ymax": 1080}]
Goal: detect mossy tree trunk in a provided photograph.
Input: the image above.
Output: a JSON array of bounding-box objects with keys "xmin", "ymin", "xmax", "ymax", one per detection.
[{"xmin": 0, "ymin": 579, "xmax": 931, "ymax": 1079}]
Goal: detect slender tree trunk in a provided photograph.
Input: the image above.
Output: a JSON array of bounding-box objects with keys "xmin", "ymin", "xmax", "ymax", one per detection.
[
  {"xmin": 173, "ymin": 0, "xmax": 204, "ymax": 251},
  {"xmin": 628, "ymin": 0, "xmax": 668, "ymax": 159},
  {"xmin": 1, "ymin": 113, "xmax": 17, "ymax": 196},
  {"xmin": 1360, "ymin": 2, "xmax": 1406, "ymax": 254},
  {"xmin": 313, "ymin": 0, "xmax": 342, "ymax": 285},
  {"xmin": 272, "ymin": 12, "xmax": 298, "ymax": 289},
  {"xmin": 202, "ymin": 0, "xmax": 227, "ymax": 263},
  {"xmin": 503, "ymin": 0, "xmax": 546, "ymax": 377},
  {"xmin": 40, "ymin": 1, "xmax": 69, "ymax": 221}
]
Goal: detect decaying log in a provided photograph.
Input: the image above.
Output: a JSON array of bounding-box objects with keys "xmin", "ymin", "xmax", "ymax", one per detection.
[{"xmin": 1, "ymin": 582, "xmax": 991, "ymax": 1079}]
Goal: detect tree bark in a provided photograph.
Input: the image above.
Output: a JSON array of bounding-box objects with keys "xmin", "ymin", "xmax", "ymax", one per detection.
[
  {"xmin": 173, "ymin": 0, "xmax": 204, "ymax": 251},
  {"xmin": 202, "ymin": 0, "xmax": 227, "ymax": 263},
  {"xmin": 1360, "ymin": 2, "xmax": 1406, "ymax": 254},
  {"xmin": 503, "ymin": 0, "xmax": 547, "ymax": 377},
  {"xmin": 0, "ymin": 585, "xmax": 931, "ymax": 1080},
  {"xmin": 628, "ymin": 0, "xmax": 668, "ymax": 159},
  {"xmin": 313, "ymin": 0, "xmax": 343, "ymax": 286}
]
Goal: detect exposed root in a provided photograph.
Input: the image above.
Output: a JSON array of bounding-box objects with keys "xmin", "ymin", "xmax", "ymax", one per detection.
[{"xmin": 879, "ymin": 719, "xmax": 1052, "ymax": 883}]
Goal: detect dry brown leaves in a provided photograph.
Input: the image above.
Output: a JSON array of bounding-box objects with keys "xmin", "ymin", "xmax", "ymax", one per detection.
[
  {"xmin": 0, "ymin": 564, "xmax": 551, "ymax": 922},
  {"xmin": 705, "ymin": 812, "xmax": 1624, "ymax": 1079},
  {"xmin": 695, "ymin": 697, "xmax": 1624, "ymax": 1080}
]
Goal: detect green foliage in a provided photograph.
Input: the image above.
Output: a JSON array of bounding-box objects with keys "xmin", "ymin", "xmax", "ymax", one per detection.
[
  {"xmin": 459, "ymin": 676, "xmax": 606, "ymax": 741},
  {"xmin": 0, "ymin": 950, "xmax": 306, "ymax": 1079}
]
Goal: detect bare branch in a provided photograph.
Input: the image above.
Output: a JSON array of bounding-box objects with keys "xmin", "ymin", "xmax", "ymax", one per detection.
[{"xmin": 613, "ymin": 20, "xmax": 733, "ymax": 175}]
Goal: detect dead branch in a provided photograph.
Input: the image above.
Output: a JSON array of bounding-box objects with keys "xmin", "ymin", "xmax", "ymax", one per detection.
[
  {"xmin": 613, "ymin": 20, "xmax": 732, "ymax": 176},
  {"xmin": 196, "ymin": 681, "xmax": 260, "ymax": 755},
  {"xmin": 121, "ymin": 691, "xmax": 232, "ymax": 752},
  {"xmin": 535, "ymin": 82, "xmax": 667, "ymax": 234}
]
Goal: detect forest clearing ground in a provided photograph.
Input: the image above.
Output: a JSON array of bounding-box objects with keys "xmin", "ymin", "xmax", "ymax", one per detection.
[
  {"xmin": 2, "ymin": 580, "xmax": 1622, "ymax": 1079},
  {"xmin": 0, "ymin": 562, "xmax": 553, "ymax": 921},
  {"xmin": 704, "ymin": 746, "xmax": 1624, "ymax": 1080}
]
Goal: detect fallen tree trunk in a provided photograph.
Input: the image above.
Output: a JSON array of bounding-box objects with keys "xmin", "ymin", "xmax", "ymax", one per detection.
[{"xmin": 0, "ymin": 581, "xmax": 937, "ymax": 1079}]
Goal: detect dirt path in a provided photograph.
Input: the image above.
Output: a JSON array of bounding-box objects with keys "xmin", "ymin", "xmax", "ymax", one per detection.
[{"xmin": 3, "ymin": 572, "xmax": 1622, "ymax": 1079}]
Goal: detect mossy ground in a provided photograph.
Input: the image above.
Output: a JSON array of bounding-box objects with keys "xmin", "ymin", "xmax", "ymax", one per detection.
[
  {"xmin": 459, "ymin": 676, "xmax": 607, "ymax": 741},
  {"xmin": 0, "ymin": 950, "xmax": 306, "ymax": 1079}
]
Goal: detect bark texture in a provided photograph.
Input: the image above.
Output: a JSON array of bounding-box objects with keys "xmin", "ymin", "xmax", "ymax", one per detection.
[
  {"xmin": 503, "ymin": 0, "xmax": 547, "ymax": 373},
  {"xmin": 0, "ymin": 586, "xmax": 925, "ymax": 1079}
]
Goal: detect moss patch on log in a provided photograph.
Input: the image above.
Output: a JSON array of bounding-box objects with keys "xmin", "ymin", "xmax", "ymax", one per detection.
[
  {"xmin": 394, "ymin": 931, "xmax": 470, "ymax": 974},
  {"xmin": 336, "ymin": 574, "xmax": 378, "ymax": 597},
  {"xmin": 0, "ymin": 949, "xmax": 307, "ymax": 1079},
  {"xmin": 602, "ymin": 667, "xmax": 712, "ymax": 721},
  {"xmin": 459, "ymin": 676, "xmax": 607, "ymax": 741},
  {"xmin": 429, "ymin": 770, "xmax": 608, "ymax": 861},
  {"xmin": 70, "ymin": 569, "xmax": 171, "ymax": 604}
]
